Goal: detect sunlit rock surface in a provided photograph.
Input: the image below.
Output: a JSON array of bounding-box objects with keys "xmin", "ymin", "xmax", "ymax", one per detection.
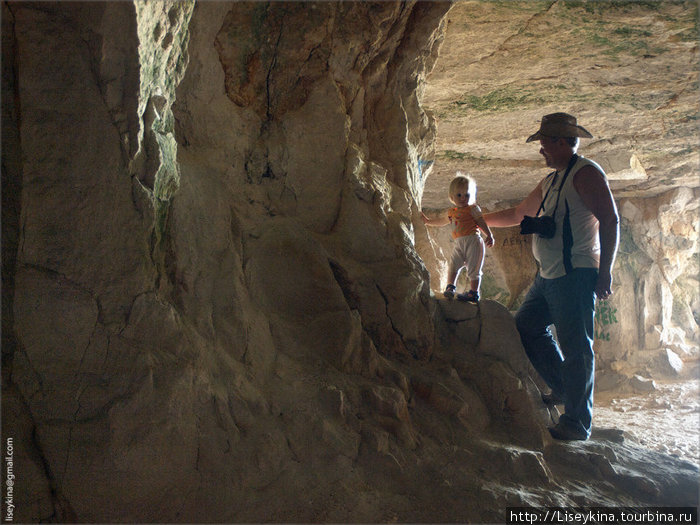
[
  {"xmin": 422, "ymin": 1, "xmax": 698, "ymax": 206},
  {"xmin": 2, "ymin": 1, "xmax": 697, "ymax": 523}
]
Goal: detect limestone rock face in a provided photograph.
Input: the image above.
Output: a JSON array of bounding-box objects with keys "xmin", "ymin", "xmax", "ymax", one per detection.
[
  {"xmin": 2, "ymin": 2, "xmax": 697, "ymax": 523},
  {"xmin": 597, "ymin": 188, "xmax": 700, "ymax": 380},
  {"xmin": 422, "ymin": 1, "xmax": 698, "ymax": 206}
]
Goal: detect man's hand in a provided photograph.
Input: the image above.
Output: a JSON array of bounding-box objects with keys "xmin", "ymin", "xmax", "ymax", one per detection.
[
  {"xmin": 596, "ymin": 270, "xmax": 613, "ymax": 301},
  {"xmin": 484, "ymin": 233, "xmax": 494, "ymax": 247}
]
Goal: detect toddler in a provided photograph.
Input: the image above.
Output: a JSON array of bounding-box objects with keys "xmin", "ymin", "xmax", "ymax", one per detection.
[{"xmin": 422, "ymin": 173, "xmax": 494, "ymax": 303}]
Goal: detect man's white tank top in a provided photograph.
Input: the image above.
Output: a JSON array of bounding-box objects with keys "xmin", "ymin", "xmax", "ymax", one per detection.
[{"xmin": 532, "ymin": 155, "xmax": 604, "ymax": 279}]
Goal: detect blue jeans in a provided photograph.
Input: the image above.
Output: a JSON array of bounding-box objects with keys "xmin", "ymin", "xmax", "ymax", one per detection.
[{"xmin": 515, "ymin": 268, "xmax": 598, "ymax": 437}]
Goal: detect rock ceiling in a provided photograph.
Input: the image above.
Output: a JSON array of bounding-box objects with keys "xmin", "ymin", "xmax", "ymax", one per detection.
[{"xmin": 421, "ymin": 0, "xmax": 699, "ymax": 209}]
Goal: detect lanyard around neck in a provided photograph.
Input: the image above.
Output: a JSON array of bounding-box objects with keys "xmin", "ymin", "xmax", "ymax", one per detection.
[{"xmin": 536, "ymin": 154, "xmax": 578, "ymax": 217}]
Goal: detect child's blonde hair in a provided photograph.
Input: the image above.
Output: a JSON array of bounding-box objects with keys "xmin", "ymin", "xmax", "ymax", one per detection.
[{"xmin": 449, "ymin": 172, "xmax": 477, "ymax": 206}]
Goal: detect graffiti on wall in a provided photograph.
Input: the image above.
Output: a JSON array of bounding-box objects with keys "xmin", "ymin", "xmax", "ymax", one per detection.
[
  {"xmin": 501, "ymin": 235, "xmax": 530, "ymax": 247},
  {"xmin": 595, "ymin": 300, "xmax": 618, "ymax": 341}
]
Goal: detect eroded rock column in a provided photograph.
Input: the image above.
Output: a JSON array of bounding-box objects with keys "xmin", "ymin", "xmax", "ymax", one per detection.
[{"xmin": 4, "ymin": 1, "xmax": 454, "ymax": 521}]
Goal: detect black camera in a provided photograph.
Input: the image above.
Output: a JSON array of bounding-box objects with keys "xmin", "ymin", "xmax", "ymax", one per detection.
[{"xmin": 520, "ymin": 215, "xmax": 556, "ymax": 239}]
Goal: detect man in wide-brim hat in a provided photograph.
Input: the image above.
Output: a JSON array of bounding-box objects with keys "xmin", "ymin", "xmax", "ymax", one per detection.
[
  {"xmin": 483, "ymin": 112, "xmax": 619, "ymax": 441},
  {"xmin": 525, "ymin": 112, "xmax": 593, "ymax": 143}
]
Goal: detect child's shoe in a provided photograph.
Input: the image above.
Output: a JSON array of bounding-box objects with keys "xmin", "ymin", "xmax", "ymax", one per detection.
[
  {"xmin": 443, "ymin": 285, "xmax": 456, "ymax": 299},
  {"xmin": 457, "ymin": 290, "xmax": 479, "ymax": 303}
]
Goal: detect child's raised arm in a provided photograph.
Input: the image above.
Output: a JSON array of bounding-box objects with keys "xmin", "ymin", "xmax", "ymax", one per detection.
[{"xmin": 421, "ymin": 209, "xmax": 450, "ymax": 227}]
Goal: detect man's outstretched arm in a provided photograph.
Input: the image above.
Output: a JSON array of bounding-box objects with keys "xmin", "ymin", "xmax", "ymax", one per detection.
[{"xmin": 483, "ymin": 180, "xmax": 545, "ymax": 228}]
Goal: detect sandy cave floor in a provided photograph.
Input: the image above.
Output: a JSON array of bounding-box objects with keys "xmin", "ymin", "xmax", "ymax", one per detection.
[{"xmin": 594, "ymin": 378, "xmax": 700, "ymax": 467}]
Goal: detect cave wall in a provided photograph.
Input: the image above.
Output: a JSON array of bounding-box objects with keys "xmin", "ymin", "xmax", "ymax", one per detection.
[
  {"xmin": 171, "ymin": 0, "xmax": 450, "ymax": 365},
  {"xmin": 3, "ymin": 2, "xmax": 698, "ymax": 522},
  {"xmin": 2, "ymin": 1, "xmax": 456, "ymax": 521},
  {"xmin": 601, "ymin": 188, "xmax": 700, "ymax": 382}
]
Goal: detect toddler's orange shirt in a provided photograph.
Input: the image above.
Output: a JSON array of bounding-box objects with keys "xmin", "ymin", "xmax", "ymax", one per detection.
[{"xmin": 448, "ymin": 205, "xmax": 481, "ymax": 239}]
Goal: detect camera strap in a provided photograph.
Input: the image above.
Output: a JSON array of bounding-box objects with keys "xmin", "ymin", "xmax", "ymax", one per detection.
[{"xmin": 536, "ymin": 154, "xmax": 578, "ymax": 217}]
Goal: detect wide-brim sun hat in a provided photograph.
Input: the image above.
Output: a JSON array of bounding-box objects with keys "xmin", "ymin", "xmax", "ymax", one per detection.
[{"xmin": 526, "ymin": 112, "xmax": 593, "ymax": 143}]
